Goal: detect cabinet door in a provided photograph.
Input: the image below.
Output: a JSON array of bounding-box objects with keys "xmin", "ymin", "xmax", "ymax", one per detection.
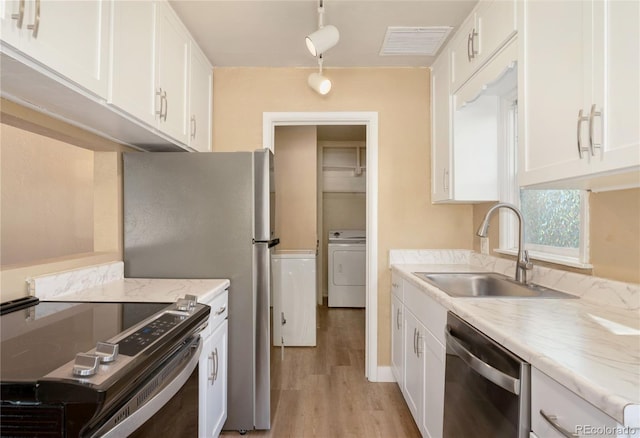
[
  {"xmin": 422, "ymin": 330, "xmax": 445, "ymax": 438},
  {"xmin": 431, "ymin": 51, "xmax": 452, "ymax": 203},
  {"xmin": 199, "ymin": 320, "xmax": 228, "ymax": 438},
  {"xmin": 109, "ymin": 0, "xmax": 157, "ymax": 126},
  {"xmin": 450, "ymin": 13, "xmax": 477, "ymax": 93},
  {"xmin": 11, "ymin": 0, "xmax": 111, "ymax": 98},
  {"xmin": 188, "ymin": 44, "xmax": 212, "ymax": 152},
  {"xmin": 156, "ymin": 1, "xmax": 189, "ymax": 144},
  {"xmin": 403, "ymin": 310, "xmax": 425, "ymax": 434},
  {"xmin": 518, "ymin": 0, "xmax": 593, "ymax": 186},
  {"xmin": 391, "ymin": 294, "xmax": 404, "ymax": 388},
  {"xmin": 475, "ymin": 0, "xmax": 516, "ymax": 65},
  {"xmin": 0, "ymin": 0, "xmax": 24, "ymax": 48},
  {"xmin": 591, "ymin": 0, "xmax": 640, "ymax": 173}
]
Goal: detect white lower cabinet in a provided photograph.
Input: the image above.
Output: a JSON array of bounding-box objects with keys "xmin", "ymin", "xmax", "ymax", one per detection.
[
  {"xmin": 199, "ymin": 290, "xmax": 228, "ymax": 438},
  {"xmin": 403, "ymin": 309, "xmax": 425, "ymax": 429},
  {"xmin": 391, "ymin": 294, "xmax": 404, "ymax": 389},
  {"xmin": 394, "ymin": 276, "xmax": 447, "ymax": 438},
  {"xmin": 531, "ymin": 367, "xmax": 637, "ymax": 438}
]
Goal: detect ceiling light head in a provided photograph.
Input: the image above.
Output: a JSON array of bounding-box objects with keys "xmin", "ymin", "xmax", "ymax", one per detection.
[
  {"xmin": 305, "ymin": 25, "xmax": 340, "ymax": 57},
  {"xmin": 308, "ymin": 72, "xmax": 332, "ymax": 95}
]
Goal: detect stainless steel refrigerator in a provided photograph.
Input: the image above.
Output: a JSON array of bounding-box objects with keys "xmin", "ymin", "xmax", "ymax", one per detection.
[{"xmin": 123, "ymin": 149, "xmax": 277, "ymax": 432}]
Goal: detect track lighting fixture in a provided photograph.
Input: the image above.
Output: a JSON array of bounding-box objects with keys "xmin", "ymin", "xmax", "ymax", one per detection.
[
  {"xmin": 308, "ymin": 54, "xmax": 331, "ymax": 95},
  {"xmin": 305, "ymin": 0, "xmax": 339, "ymax": 57}
]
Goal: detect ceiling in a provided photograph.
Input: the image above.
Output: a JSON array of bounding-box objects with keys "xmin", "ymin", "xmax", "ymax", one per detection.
[{"xmin": 169, "ymin": 0, "xmax": 477, "ymax": 68}]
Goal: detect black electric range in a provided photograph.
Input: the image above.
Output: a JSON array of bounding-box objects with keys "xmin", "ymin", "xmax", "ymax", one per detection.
[{"xmin": 0, "ymin": 296, "xmax": 209, "ymax": 437}]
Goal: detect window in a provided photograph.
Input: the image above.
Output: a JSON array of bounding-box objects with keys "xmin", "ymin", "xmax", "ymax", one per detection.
[{"xmin": 498, "ymin": 96, "xmax": 591, "ymax": 268}]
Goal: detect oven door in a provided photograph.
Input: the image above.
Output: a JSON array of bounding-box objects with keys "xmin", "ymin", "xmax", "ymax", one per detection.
[
  {"xmin": 91, "ymin": 336, "xmax": 201, "ymax": 438},
  {"xmin": 442, "ymin": 313, "xmax": 530, "ymax": 438}
]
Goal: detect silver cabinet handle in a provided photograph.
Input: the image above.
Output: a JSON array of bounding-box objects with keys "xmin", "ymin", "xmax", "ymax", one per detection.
[
  {"xmin": 467, "ymin": 32, "xmax": 473, "ymax": 62},
  {"xmin": 213, "ymin": 347, "xmax": 219, "ymax": 383},
  {"xmin": 588, "ymin": 103, "xmax": 602, "ymax": 156},
  {"xmin": 539, "ymin": 410, "xmax": 578, "ymax": 438},
  {"xmin": 155, "ymin": 88, "xmax": 163, "ymax": 118},
  {"xmin": 208, "ymin": 352, "xmax": 215, "ymax": 384},
  {"xmin": 162, "ymin": 91, "xmax": 168, "ymax": 121},
  {"xmin": 11, "ymin": 0, "xmax": 25, "ymax": 28},
  {"xmin": 155, "ymin": 89, "xmax": 167, "ymax": 121},
  {"xmin": 445, "ymin": 327, "xmax": 520, "ymax": 395},
  {"xmin": 413, "ymin": 328, "xmax": 417, "ymax": 355},
  {"xmin": 469, "ymin": 28, "xmax": 478, "ymax": 60},
  {"xmin": 443, "ymin": 168, "xmax": 449, "ymax": 192},
  {"xmin": 415, "ymin": 331, "xmax": 422, "ymax": 358},
  {"xmin": 190, "ymin": 115, "xmax": 197, "ymax": 140},
  {"xmin": 396, "ymin": 308, "xmax": 401, "ymax": 330},
  {"xmin": 26, "ymin": 0, "xmax": 40, "ymax": 38},
  {"xmin": 215, "ymin": 305, "xmax": 226, "ymax": 316},
  {"xmin": 576, "ymin": 109, "xmax": 589, "ymax": 159}
]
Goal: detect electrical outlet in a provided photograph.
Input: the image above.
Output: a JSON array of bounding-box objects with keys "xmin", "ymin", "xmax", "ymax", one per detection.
[{"xmin": 480, "ymin": 237, "xmax": 489, "ymax": 255}]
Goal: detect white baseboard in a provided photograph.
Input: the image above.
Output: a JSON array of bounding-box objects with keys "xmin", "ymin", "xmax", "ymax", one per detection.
[{"xmin": 374, "ymin": 366, "xmax": 396, "ymax": 383}]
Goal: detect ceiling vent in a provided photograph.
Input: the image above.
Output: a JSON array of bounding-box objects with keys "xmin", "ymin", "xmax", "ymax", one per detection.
[{"xmin": 379, "ymin": 26, "xmax": 453, "ymax": 56}]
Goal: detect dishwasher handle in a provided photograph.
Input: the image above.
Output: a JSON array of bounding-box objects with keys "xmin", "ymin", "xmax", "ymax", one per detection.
[{"xmin": 445, "ymin": 326, "xmax": 521, "ymax": 395}]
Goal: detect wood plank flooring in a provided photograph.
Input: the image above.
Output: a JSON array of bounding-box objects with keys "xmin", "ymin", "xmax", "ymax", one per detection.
[{"xmin": 222, "ymin": 302, "xmax": 420, "ymax": 437}]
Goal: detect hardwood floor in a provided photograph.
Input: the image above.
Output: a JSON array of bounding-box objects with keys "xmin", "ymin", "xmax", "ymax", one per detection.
[{"xmin": 222, "ymin": 302, "xmax": 420, "ymax": 437}]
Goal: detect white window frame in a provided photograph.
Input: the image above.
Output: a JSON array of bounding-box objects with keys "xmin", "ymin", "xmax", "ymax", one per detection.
[{"xmin": 496, "ymin": 93, "xmax": 592, "ymax": 269}]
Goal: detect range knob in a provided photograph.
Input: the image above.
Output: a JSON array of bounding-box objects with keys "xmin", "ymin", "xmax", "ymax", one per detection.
[
  {"xmin": 72, "ymin": 353, "xmax": 100, "ymax": 377},
  {"xmin": 176, "ymin": 295, "xmax": 198, "ymax": 312},
  {"xmin": 95, "ymin": 341, "xmax": 119, "ymax": 363}
]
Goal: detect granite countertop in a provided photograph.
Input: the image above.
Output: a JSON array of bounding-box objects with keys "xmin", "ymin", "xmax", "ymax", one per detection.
[
  {"xmin": 392, "ymin": 263, "xmax": 640, "ymax": 428},
  {"xmin": 37, "ymin": 277, "xmax": 230, "ymax": 305}
]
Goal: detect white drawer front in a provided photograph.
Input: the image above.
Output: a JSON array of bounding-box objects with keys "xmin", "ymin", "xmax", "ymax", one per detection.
[
  {"xmin": 403, "ymin": 279, "xmax": 447, "ymax": 344},
  {"xmin": 532, "ymin": 368, "xmax": 624, "ymax": 438},
  {"xmin": 391, "ymin": 271, "xmax": 403, "ymax": 300},
  {"xmin": 203, "ymin": 289, "xmax": 229, "ymax": 339}
]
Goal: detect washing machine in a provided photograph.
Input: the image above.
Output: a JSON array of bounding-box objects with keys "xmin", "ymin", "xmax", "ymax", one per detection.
[{"xmin": 328, "ymin": 229, "xmax": 366, "ymax": 308}]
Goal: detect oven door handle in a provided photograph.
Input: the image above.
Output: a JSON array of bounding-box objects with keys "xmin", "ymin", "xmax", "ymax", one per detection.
[
  {"xmin": 96, "ymin": 337, "xmax": 202, "ymax": 438},
  {"xmin": 445, "ymin": 328, "xmax": 520, "ymax": 395}
]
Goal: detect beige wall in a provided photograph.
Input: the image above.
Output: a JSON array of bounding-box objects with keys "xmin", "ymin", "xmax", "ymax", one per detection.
[
  {"xmin": 0, "ymin": 99, "xmax": 131, "ymax": 300},
  {"xmin": 274, "ymin": 125, "xmax": 318, "ymax": 250},
  {"xmin": 473, "ymin": 187, "xmax": 640, "ymax": 283},
  {"xmin": 212, "ymin": 67, "xmax": 474, "ymax": 366},
  {"xmin": 590, "ymin": 188, "xmax": 640, "ymax": 283},
  {"xmin": 1, "ymin": 124, "xmax": 95, "ymax": 265}
]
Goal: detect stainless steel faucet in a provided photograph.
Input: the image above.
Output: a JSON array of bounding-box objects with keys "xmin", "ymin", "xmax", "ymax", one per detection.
[{"xmin": 476, "ymin": 202, "xmax": 533, "ymax": 284}]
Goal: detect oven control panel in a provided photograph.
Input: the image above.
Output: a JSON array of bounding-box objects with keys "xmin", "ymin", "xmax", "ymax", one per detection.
[{"xmin": 118, "ymin": 313, "xmax": 185, "ymax": 356}]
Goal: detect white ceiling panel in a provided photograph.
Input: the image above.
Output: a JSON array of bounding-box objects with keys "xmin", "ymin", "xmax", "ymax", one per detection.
[{"xmin": 169, "ymin": 0, "xmax": 477, "ymax": 67}]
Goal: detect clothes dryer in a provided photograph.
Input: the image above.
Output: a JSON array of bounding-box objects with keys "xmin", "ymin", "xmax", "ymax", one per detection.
[{"xmin": 327, "ymin": 230, "xmax": 366, "ymax": 308}]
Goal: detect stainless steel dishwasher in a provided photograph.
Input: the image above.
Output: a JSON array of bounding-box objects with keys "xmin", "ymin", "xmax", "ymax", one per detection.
[{"xmin": 443, "ymin": 312, "xmax": 530, "ymax": 438}]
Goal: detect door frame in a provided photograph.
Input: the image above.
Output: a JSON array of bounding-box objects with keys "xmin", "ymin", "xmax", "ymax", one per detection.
[{"xmin": 263, "ymin": 111, "xmax": 380, "ymax": 381}]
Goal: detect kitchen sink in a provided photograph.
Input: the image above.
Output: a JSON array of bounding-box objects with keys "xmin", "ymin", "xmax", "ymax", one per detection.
[{"xmin": 412, "ymin": 272, "xmax": 578, "ymax": 299}]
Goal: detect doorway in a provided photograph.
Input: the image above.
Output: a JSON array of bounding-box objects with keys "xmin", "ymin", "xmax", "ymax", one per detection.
[{"xmin": 263, "ymin": 111, "xmax": 380, "ymax": 381}]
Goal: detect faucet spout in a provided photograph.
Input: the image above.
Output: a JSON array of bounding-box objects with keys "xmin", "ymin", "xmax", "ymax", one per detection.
[{"xmin": 476, "ymin": 203, "xmax": 533, "ymax": 284}]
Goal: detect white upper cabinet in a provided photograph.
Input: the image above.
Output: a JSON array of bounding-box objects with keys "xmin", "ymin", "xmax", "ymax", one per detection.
[
  {"xmin": 430, "ymin": 50, "xmax": 452, "ymax": 202},
  {"xmin": 155, "ymin": 1, "xmax": 190, "ymax": 145},
  {"xmin": 109, "ymin": 0, "xmax": 211, "ymax": 149},
  {"xmin": 450, "ymin": 0, "xmax": 516, "ymax": 93},
  {"xmin": 1, "ymin": 0, "xmax": 110, "ymax": 98},
  {"xmin": 109, "ymin": 0, "xmax": 156, "ymax": 126},
  {"xmin": 188, "ymin": 44, "xmax": 213, "ymax": 152},
  {"xmin": 519, "ymin": 0, "xmax": 640, "ymax": 187}
]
